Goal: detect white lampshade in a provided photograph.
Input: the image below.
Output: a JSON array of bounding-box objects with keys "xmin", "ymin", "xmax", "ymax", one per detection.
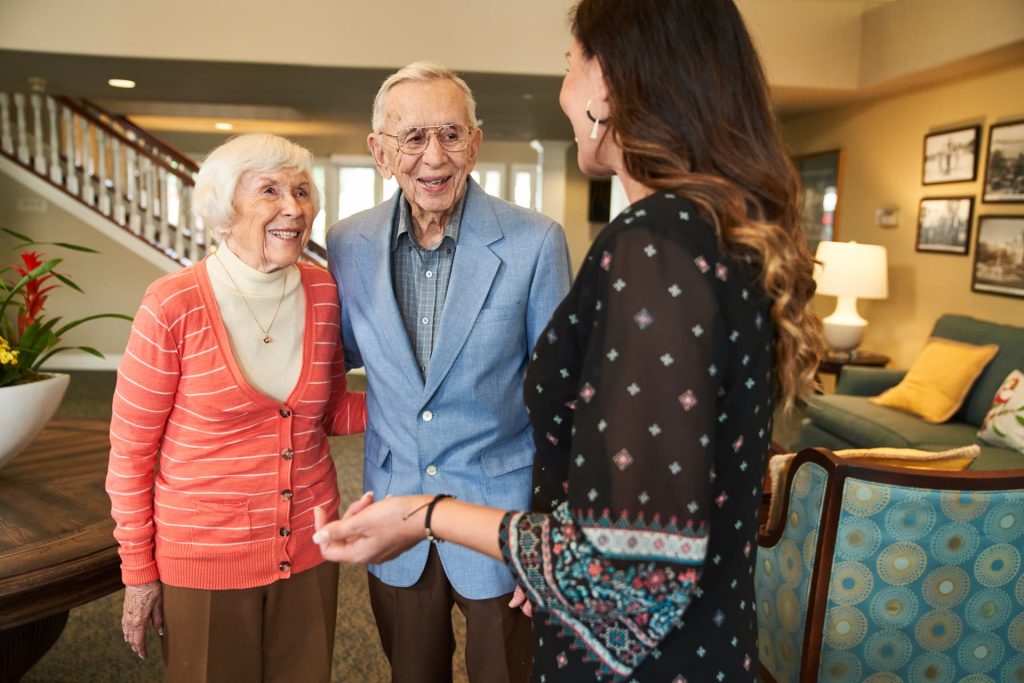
[{"xmin": 814, "ymin": 241, "xmax": 889, "ymax": 352}]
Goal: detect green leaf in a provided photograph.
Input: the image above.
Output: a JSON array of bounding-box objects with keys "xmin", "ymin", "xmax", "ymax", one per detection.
[
  {"xmin": 994, "ymin": 425, "xmax": 1006, "ymax": 437},
  {"xmin": 53, "ymin": 312, "xmax": 133, "ymax": 338},
  {"xmin": 52, "ymin": 272, "xmax": 84, "ymax": 293},
  {"xmin": 0, "ymin": 227, "xmax": 35, "ymax": 242},
  {"xmin": 1016, "ymin": 415, "xmax": 1024, "ymax": 428},
  {"xmin": 51, "ymin": 242, "xmax": 100, "ymax": 254},
  {"xmin": 33, "ymin": 345, "xmax": 104, "ymax": 368}
]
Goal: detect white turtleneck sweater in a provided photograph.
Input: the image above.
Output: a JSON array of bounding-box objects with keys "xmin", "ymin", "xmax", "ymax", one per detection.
[{"xmin": 205, "ymin": 244, "xmax": 305, "ymax": 402}]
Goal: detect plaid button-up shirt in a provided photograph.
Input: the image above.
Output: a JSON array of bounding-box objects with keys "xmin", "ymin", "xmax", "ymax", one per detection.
[{"xmin": 391, "ymin": 194, "xmax": 466, "ymax": 375}]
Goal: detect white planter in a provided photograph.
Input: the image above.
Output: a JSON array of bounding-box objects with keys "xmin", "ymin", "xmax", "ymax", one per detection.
[{"xmin": 0, "ymin": 373, "xmax": 70, "ymax": 471}]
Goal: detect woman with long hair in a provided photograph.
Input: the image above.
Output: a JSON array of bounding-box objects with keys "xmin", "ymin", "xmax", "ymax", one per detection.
[{"xmin": 314, "ymin": 1, "xmax": 823, "ymax": 679}]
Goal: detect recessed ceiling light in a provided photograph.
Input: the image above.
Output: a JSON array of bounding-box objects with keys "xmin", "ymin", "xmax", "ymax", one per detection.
[
  {"xmin": 107, "ymin": 78, "xmax": 136, "ymax": 89},
  {"xmin": 522, "ymin": 93, "xmax": 534, "ymax": 100},
  {"xmin": 213, "ymin": 122, "xmax": 234, "ymax": 131}
]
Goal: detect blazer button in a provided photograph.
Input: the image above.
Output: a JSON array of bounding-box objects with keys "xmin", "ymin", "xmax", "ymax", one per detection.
[
  {"xmin": 282, "ymin": 448, "xmax": 294, "ymax": 460},
  {"xmin": 279, "ymin": 527, "xmax": 291, "ymax": 537},
  {"xmin": 281, "ymin": 489, "xmax": 293, "ymax": 500},
  {"xmin": 279, "ymin": 408, "xmax": 291, "ymax": 418},
  {"xmin": 425, "ymin": 465, "xmax": 438, "ymax": 476},
  {"xmin": 422, "ymin": 410, "xmax": 433, "ymax": 422},
  {"xmin": 279, "ymin": 561, "xmax": 291, "ymax": 572}
]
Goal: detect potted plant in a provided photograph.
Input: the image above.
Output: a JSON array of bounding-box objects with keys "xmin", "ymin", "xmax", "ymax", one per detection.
[{"xmin": 0, "ymin": 227, "xmax": 132, "ymax": 469}]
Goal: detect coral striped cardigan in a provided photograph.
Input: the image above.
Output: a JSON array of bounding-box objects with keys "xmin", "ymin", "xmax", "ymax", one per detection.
[{"xmin": 106, "ymin": 259, "xmax": 366, "ymax": 590}]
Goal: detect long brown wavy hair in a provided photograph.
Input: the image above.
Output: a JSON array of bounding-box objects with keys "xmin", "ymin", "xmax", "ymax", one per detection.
[{"xmin": 572, "ymin": 0, "xmax": 824, "ymax": 412}]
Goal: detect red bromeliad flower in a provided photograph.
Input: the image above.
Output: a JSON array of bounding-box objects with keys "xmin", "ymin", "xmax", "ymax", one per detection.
[{"xmin": 13, "ymin": 250, "xmax": 58, "ymax": 334}]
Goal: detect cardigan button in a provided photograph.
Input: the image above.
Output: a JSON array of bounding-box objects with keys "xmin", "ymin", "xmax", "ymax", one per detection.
[
  {"xmin": 279, "ymin": 408, "xmax": 291, "ymax": 418},
  {"xmin": 282, "ymin": 448, "xmax": 294, "ymax": 460},
  {"xmin": 279, "ymin": 561, "xmax": 291, "ymax": 572},
  {"xmin": 279, "ymin": 527, "xmax": 291, "ymax": 537},
  {"xmin": 281, "ymin": 489, "xmax": 293, "ymax": 500}
]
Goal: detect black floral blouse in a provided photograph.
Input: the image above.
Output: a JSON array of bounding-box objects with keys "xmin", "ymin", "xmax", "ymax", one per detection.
[{"xmin": 500, "ymin": 192, "xmax": 775, "ymax": 681}]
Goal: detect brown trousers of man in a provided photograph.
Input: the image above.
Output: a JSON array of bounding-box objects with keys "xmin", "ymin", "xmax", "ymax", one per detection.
[
  {"xmin": 161, "ymin": 561, "xmax": 339, "ymax": 682},
  {"xmin": 368, "ymin": 545, "xmax": 532, "ymax": 683}
]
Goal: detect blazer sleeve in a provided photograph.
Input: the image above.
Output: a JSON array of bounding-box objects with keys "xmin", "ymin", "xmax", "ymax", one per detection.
[{"xmin": 526, "ymin": 221, "xmax": 573, "ymax": 350}]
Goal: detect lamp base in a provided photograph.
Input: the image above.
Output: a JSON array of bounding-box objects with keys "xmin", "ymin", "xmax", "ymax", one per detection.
[{"xmin": 823, "ymin": 319, "xmax": 866, "ymax": 352}]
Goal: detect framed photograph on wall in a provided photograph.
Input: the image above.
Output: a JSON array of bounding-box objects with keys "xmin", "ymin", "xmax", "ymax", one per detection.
[
  {"xmin": 922, "ymin": 125, "xmax": 979, "ymax": 185},
  {"xmin": 916, "ymin": 197, "xmax": 974, "ymax": 254},
  {"xmin": 794, "ymin": 149, "xmax": 842, "ymax": 254},
  {"xmin": 972, "ymin": 215, "xmax": 1024, "ymax": 298},
  {"xmin": 982, "ymin": 119, "xmax": 1024, "ymax": 203}
]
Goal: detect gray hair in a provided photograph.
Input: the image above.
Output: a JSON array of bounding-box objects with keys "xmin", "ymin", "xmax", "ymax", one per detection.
[
  {"xmin": 371, "ymin": 61, "xmax": 477, "ymax": 133},
  {"xmin": 193, "ymin": 133, "xmax": 321, "ymax": 239}
]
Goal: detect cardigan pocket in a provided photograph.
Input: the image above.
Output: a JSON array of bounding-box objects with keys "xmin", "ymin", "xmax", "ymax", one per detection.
[{"xmin": 192, "ymin": 498, "xmax": 253, "ymax": 544}]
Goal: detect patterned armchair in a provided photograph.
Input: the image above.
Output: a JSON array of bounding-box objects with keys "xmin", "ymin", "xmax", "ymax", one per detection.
[{"xmin": 756, "ymin": 447, "xmax": 1024, "ymax": 682}]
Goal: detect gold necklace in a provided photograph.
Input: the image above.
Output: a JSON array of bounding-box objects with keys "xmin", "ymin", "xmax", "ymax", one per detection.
[{"xmin": 214, "ymin": 250, "xmax": 288, "ymax": 344}]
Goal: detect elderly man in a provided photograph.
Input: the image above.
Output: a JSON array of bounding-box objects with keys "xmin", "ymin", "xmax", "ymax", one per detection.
[{"xmin": 326, "ymin": 62, "xmax": 571, "ymax": 682}]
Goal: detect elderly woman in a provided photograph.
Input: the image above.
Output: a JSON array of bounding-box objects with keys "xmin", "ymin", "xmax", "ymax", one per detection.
[
  {"xmin": 106, "ymin": 133, "xmax": 366, "ymax": 682},
  {"xmin": 314, "ymin": 0, "xmax": 824, "ymax": 680}
]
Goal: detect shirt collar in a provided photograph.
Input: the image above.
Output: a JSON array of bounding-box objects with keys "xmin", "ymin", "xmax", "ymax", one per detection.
[{"xmin": 392, "ymin": 189, "xmax": 466, "ymax": 252}]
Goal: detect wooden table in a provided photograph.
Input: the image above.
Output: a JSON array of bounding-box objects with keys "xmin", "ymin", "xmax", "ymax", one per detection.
[
  {"xmin": 818, "ymin": 350, "xmax": 890, "ymax": 377},
  {"xmin": 0, "ymin": 420, "xmax": 121, "ymax": 680}
]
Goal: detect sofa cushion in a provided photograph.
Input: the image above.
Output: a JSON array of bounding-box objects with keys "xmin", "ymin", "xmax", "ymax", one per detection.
[
  {"xmin": 932, "ymin": 314, "xmax": 1024, "ymax": 426},
  {"xmin": 869, "ymin": 338, "xmax": 998, "ymax": 423},
  {"xmin": 977, "ymin": 369, "xmax": 1024, "ymax": 454},
  {"xmin": 807, "ymin": 394, "xmax": 985, "ymax": 449}
]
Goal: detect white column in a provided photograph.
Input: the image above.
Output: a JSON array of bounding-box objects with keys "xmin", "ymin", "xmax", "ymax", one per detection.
[
  {"xmin": 80, "ymin": 117, "xmax": 95, "ymax": 206},
  {"xmin": 63, "ymin": 108, "xmax": 79, "ymax": 196},
  {"xmin": 0, "ymin": 94, "xmax": 12, "ymax": 155},
  {"xmin": 14, "ymin": 94, "xmax": 30, "ymax": 164},
  {"xmin": 158, "ymin": 166, "xmax": 170, "ymax": 250},
  {"xmin": 126, "ymin": 147, "xmax": 141, "ymax": 234},
  {"xmin": 175, "ymin": 182, "xmax": 189, "ymax": 260},
  {"xmin": 30, "ymin": 94, "xmax": 46, "ymax": 174},
  {"xmin": 46, "ymin": 96, "xmax": 62, "ymax": 184},
  {"xmin": 97, "ymin": 128, "xmax": 110, "ymax": 215},
  {"xmin": 112, "ymin": 137, "xmax": 126, "ymax": 225},
  {"xmin": 143, "ymin": 157, "xmax": 157, "ymax": 242}
]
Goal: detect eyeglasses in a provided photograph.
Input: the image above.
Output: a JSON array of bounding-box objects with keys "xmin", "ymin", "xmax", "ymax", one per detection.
[{"xmin": 379, "ymin": 123, "xmax": 474, "ymax": 155}]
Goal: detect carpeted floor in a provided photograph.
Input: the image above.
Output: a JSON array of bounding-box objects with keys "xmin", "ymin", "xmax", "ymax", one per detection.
[{"xmin": 23, "ymin": 371, "xmax": 468, "ymax": 683}]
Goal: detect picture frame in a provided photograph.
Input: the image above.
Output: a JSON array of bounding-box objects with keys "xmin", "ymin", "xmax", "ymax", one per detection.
[
  {"xmin": 972, "ymin": 215, "xmax": 1024, "ymax": 298},
  {"xmin": 916, "ymin": 197, "xmax": 974, "ymax": 254},
  {"xmin": 794, "ymin": 149, "xmax": 842, "ymax": 254},
  {"xmin": 982, "ymin": 119, "xmax": 1024, "ymax": 203},
  {"xmin": 922, "ymin": 125, "xmax": 979, "ymax": 185}
]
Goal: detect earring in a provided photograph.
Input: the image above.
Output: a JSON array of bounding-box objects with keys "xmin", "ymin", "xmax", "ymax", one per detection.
[{"xmin": 585, "ymin": 99, "xmax": 609, "ymax": 140}]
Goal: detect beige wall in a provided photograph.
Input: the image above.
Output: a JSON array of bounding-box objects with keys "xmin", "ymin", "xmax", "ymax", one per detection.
[
  {"xmin": 783, "ymin": 61, "xmax": 1024, "ymax": 369},
  {"xmin": 0, "ymin": 173, "xmax": 163, "ymax": 363}
]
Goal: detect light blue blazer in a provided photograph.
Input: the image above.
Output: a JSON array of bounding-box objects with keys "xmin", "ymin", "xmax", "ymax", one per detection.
[{"xmin": 326, "ymin": 179, "xmax": 571, "ymax": 599}]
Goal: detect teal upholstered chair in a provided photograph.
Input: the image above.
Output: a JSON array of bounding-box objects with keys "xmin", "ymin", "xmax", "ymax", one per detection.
[{"xmin": 756, "ymin": 447, "xmax": 1024, "ymax": 682}]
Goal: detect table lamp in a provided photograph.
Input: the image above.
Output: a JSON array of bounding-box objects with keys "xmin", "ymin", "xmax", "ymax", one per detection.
[{"xmin": 814, "ymin": 241, "xmax": 889, "ymax": 354}]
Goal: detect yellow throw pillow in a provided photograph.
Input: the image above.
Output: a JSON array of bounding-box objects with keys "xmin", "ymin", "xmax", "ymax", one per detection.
[{"xmin": 869, "ymin": 338, "xmax": 999, "ymax": 423}]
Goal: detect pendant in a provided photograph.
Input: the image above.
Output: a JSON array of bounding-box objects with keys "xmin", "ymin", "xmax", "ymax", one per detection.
[{"xmin": 262, "ymin": 336, "xmax": 272, "ymax": 344}]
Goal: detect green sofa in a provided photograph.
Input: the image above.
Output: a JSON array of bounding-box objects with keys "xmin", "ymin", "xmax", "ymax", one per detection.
[{"xmin": 794, "ymin": 314, "xmax": 1024, "ymax": 471}]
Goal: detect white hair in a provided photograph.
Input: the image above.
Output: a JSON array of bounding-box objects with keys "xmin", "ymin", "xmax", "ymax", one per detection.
[
  {"xmin": 193, "ymin": 133, "xmax": 321, "ymax": 239},
  {"xmin": 371, "ymin": 61, "xmax": 477, "ymax": 133}
]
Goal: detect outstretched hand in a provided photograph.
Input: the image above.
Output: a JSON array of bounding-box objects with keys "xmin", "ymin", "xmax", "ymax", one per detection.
[{"xmin": 313, "ymin": 493, "xmax": 429, "ymax": 564}]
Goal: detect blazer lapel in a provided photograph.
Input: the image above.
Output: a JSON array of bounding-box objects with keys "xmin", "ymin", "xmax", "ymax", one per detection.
[
  {"xmin": 422, "ymin": 180, "xmax": 501, "ymax": 401},
  {"xmin": 354, "ymin": 195, "xmax": 423, "ymax": 388}
]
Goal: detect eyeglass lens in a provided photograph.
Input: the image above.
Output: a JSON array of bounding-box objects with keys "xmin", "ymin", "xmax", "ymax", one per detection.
[{"xmin": 398, "ymin": 124, "xmax": 469, "ymax": 153}]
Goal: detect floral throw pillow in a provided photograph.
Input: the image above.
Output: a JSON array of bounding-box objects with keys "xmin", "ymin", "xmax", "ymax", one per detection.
[{"xmin": 978, "ymin": 369, "xmax": 1024, "ymax": 454}]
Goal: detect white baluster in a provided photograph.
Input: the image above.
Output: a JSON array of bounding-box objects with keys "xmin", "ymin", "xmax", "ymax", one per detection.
[
  {"xmin": 97, "ymin": 128, "xmax": 110, "ymax": 215},
  {"xmin": 175, "ymin": 183, "xmax": 189, "ymax": 260},
  {"xmin": 46, "ymin": 97, "xmax": 62, "ymax": 184},
  {"xmin": 158, "ymin": 166, "xmax": 170, "ymax": 251},
  {"xmin": 112, "ymin": 137, "xmax": 126, "ymax": 225},
  {"xmin": 63, "ymin": 108, "xmax": 79, "ymax": 196},
  {"xmin": 126, "ymin": 146, "xmax": 141, "ymax": 234},
  {"xmin": 80, "ymin": 117, "xmax": 95, "ymax": 206},
  {"xmin": 0, "ymin": 93, "xmax": 13, "ymax": 155},
  {"xmin": 14, "ymin": 93, "xmax": 30, "ymax": 164},
  {"xmin": 143, "ymin": 157, "xmax": 157, "ymax": 242},
  {"xmin": 30, "ymin": 93, "xmax": 46, "ymax": 174}
]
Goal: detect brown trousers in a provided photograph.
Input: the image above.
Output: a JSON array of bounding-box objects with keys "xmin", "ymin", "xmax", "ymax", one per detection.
[
  {"xmin": 161, "ymin": 561, "xmax": 339, "ymax": 683},
  {"xmin": 368, "ymin": 545, "xmax": 532, "ymax": 683}
]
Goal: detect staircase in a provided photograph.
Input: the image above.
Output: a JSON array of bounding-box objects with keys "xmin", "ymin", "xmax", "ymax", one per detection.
[{"xmin": 0, "ymin": 91, "xmax": 326, "ymax": 268}]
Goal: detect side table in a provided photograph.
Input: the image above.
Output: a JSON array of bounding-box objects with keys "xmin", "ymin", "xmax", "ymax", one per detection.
[{"xmin": 818, "ymin": 350, "xmax": 890, "ymax": 378}]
